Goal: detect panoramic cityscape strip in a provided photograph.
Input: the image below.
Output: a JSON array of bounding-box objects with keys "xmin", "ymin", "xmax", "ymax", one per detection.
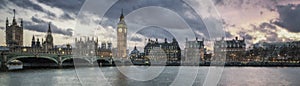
[
  {"xmin": 1, "ymin": 9, "xmax": 299, "ymax": 71},
  {"xmin": 1, "ymin": 0, "xmax": 300, "ymax": 86}
]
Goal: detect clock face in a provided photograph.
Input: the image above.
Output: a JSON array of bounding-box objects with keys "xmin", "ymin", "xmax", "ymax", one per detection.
[
  {"xmin": 118, "ymin": 28, "xmax": 122, "ymax": 32},
  {"xmin": 47, "ymin": 36, "xmax": 53, "ymax": 42}
]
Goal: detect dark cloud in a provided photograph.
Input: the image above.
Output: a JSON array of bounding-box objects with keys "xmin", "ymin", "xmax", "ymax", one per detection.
[
  {"xmin": 31, "ymin": 16, "xmax": 46, "ymax": 23},
  {"xmin": 9, "ymin": 0, "xmax": 56, "ymax": 17},
  {"xmin": 136, "ymin": 26, "xmax": 175, "ymax": 41},
  {"xmin": 100, "ymin": 0, "xmax": 209, "ymax": 37},
  {"xmin": 36, "ymin": 0, "xmax": 85, "ymax": 21},
  {"xmin": 274, "ymin": 4, "xmax": 300, "ymax": 32},
  {"xmin": 0, "ymin": 0, "xmax": 8, "ymax": 9},
  {"xmin": 0, "ymin": 26, "xmax": 4, "ymax": 30},
  {"xmin": 225, "ymin": 31, "xmax": 233, "ymax": 38},
  {"xmin": 36, "ymin": 0, "xmax": 85, "ymax": 14},
  {"xmin": 60, "ymin": 13, "xmax": 74, "ymax": 20},
  {"xmin": 243, "ymin": 34, "xmax": 253, "ymax": 40},
  {"xmin": 249, "ymin": 22, "xmax": 289, "ymax": 42},
  {"xmin": 213, "ymin": 0, "xmax": 283, "ymax": 11},
  {"xmin": 23, "ymin": 17, "xmax": 73, "ymax": 36},
  {"xmin": 214, "ymin": 0, "xmax": 225, "ymax": 5},
  {"xmin": 250, "ymin": 24, "xmax": 269, "ymax": 32},
  {"xmin": 259, "ymin": 22, "xmax": 277, "ymax": 29},
  {"xmin": 130, "ymin": 36, "xmax": 143, "ymax": 42}
]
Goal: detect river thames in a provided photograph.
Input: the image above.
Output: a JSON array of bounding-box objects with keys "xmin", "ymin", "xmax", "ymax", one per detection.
[{"xmin": 0, "ymin": 66, "xmax": 299, "ymax": 86}]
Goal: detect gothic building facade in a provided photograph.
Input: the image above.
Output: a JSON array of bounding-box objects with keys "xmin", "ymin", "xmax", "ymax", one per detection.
[
  {"xmin": 6, "ymin": 9, "xmax": 23, "ymax": 47},
  {"xmin": 184, "ymin": 37, "xmax": 205, "ymax": 65},
  {"xmin": 31, "ymin": 23, "xmax": 54, "ymax": 50},
  {"xmin": 43, "ymin": 23, "xmax": 54, "ymax": 50},
  {"xmin": 117, "ymin": 10, "xmax": 127, "ymax": 58},
  {"xmin": 214, "ymin": 37, "xmax": 246, "ymax": 62},
  {"xmin": 74, "ymin": 37, "xmax": 112, "ymax": 57},
  {"xmin": 144, "ymin": 38, "xmax": 181, "ymax": 65}
]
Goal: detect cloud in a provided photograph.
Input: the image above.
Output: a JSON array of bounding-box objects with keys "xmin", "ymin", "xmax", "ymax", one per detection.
[
  {"xmin": 24, "ymin": 16, "xmax": 73, "ymax": 36},
  {"xmin": 243, "ymin": 34, "xmax": 253, "ymax": 40},
  {"xmin": 260, "ymin": 22, "xmax": 277, "ymax": 29},
  {"xmin": 274, "ymin": 4, "xmax": 300, "ymax": 32},
  {"xmin": 0, "ymin": 26, "xmax": 4, "ymax": 30},
  {"xmin": 100, "ymin": 0, "xmax": 209, "ymax": 36},
  {"xmin": 31, "ymin": 16, "xmax": 46, "ymax": 23},
  {"xmin": 36, "ymin": 0, "xmax": 85, "ymax": 14},
  {"xmin": 130, "ymin": 36, "xmax": 143, "ymax": 42},
  {"xmin": 9, "ymin": 0, "xmax": 56, "ymax": 17},
  {"xmin": 213, "ymin": 0, "xmax": 283, "ymax": 11},
  {"xmin": 225, "ymin": 31, "xmax": 233, "ymax": 38},
  {"xmin": 135, "ymin": 26, "xmax": 175, "ymax": 40},
  {"xmin": 60, "ymin": 13, "xmax": 74, "ymax": 20}
]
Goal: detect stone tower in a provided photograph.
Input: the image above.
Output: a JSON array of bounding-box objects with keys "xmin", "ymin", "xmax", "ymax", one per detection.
[
  {"xmin": 43, "ymin": 22, "xmax": 54, "ymax": 50},
  {"xmin": 6, "ymin": 9, "xmax": 23, "ymax": 47},
  {"xmin": 117, "ymin": 9, "xmax": 127, "ymax": 58}
]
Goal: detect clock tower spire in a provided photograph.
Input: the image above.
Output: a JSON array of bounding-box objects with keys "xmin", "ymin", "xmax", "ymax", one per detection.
[
  {"xmin": 43, "ymin": 22, "xmax": 54, "ymax": 50},
  {"xmin": 117, "ymin": 9, "xmax": 127, "ymax": 58}
]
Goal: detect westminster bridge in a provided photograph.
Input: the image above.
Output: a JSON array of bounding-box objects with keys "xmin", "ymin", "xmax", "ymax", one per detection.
[{"xmin": 0, "ymin": 51, "xmax": 114, "ymax": 70}]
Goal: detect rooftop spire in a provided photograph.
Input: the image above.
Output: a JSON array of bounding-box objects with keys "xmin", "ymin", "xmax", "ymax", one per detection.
[
  {"xmin": 12, "ymin": 9, "xmax": 17, "ymax": 25},
  {"xmin": 13, "ymin": 9, "xmax": 15, "ymax": 18},
  {"xmin": 32, "ymin": 35, "xmax": 35, "ymax": 40},
  {"xmin": 120, "ymin": 8, "xmax": 124, "ymax": 21},
  {"xmin": 6, "ymin": 17, "xmax": 9, "ymax": 27},
  {"xmin": 20, "ymin": 18, "xmax": 23, "ymax": 27},
  {"xmin": 48, "ymin": 22, "xmax": 52, "ymax": 33}
]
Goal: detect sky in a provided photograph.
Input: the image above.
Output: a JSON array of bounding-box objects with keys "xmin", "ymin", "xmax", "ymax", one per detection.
[{"xmin": 0, "ymin": 0, "xmax": 300, "ymax": 52}]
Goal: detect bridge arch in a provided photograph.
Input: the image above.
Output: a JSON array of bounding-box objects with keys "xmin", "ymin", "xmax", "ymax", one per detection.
[
  {"xmin": 93, "ymin": 59, "xmax": 111, "ymax": 66},
  {"xmin": 61, "ymin": 57, "xmax": 91, "ymax": 64},
  {"xmin": 8, "ymin": 56, "xmax": 59, "ymax": 64}
]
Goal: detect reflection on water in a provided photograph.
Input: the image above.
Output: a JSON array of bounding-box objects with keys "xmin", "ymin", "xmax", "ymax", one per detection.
[{"xmin": 0, "ymin": 67, "xmax": 300, "ymax": 86}]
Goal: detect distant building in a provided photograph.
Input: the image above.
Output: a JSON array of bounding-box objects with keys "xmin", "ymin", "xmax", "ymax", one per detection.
[
  {"xmin": 250, "ymin": 41, "xmax": 300, "ymax": 62},
  {"xmin": 144, "ymin": 38, "xmax": 181, "ymax": 65},
  {"xmin": 98, "ymin": 41, "xmax": 112, "ymax": 57},
  {"xmin": 214, "ymin": 37, "xmax": 246, "ymax": 62},
  {"xmin": 74, "ymin": 37, "xmax": 98, "ymax": 56},
  {"xmin": 130, "ymin": 46, "xmax": 140, "ymax": 59},
  {"xmin": 184, "ymin": 37, "xmax": 205, "ymax": 65},
  {"xmin": 6, "ymin": 9, "xmax": 23, "ymax": 47},
  {"xmin": 129, "ymin": 46, "xmax": 150, "ymax": 65},
  {"xmin": 74, "ymin": 37, "xmax": 112, "ymax": 57}
]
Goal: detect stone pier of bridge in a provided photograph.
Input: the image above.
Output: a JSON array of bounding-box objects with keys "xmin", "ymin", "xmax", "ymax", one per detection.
[{"xmin": 1, "ymin": 52, "xmax": 8, "ymax": 71}]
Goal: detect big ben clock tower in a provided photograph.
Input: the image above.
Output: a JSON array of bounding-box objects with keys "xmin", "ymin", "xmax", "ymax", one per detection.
[{"xmin": 117, "ymin": 10, "xmax": 127, "ymax": 58}]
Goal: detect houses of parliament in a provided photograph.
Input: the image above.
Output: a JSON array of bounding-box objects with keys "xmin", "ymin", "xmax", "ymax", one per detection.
[
  {"xmin": 4, "ymin": 9, "xmax": 67, "ymax": 54},
  {"xmin": 3, "ymin": 9, "xmax": 112, "ymax": 58}
]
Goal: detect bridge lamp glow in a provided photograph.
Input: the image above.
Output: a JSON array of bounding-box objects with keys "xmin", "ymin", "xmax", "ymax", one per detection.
[
  {"xmin": 58, "ymin": 48, "xmax": 62, "ymax": 51},
  {"xmin": 62, "ymin": 51, "xmax": 65, "ymax": 55},
  {"xmin": 22, "ymin": 48, "xmax": 27, "ymax": 52}
]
